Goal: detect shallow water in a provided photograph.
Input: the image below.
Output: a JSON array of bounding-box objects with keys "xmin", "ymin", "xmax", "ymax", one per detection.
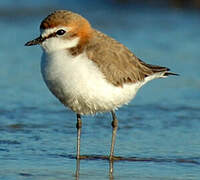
[{"xmin": 0, "ymin": 1, "xmax": 200, "ymax": 180}]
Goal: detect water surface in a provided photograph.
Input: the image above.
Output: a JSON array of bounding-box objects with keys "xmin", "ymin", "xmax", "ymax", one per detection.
[{"xmin": 0, "ymin": 2, "xmax": 200, "ymax": 180}]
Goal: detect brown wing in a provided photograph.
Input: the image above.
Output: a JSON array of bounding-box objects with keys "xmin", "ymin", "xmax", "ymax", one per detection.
[{"xmin": 86, "ymin": 30, "xmax": 167, "ymax": 86}]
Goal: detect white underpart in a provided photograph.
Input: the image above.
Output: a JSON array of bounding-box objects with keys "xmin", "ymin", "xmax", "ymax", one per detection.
[
  {"xmin": 40, "ymin": 27, "xmax": 79, "ymax": 53},
  {"xmin": 41, "ymin": 35, "xmax": 164, "ymax": 115}
]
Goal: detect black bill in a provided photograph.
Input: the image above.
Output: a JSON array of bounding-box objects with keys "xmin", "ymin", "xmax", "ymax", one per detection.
[{"xmin": 25, "ymin": 36, "xmax": 44, "ymax": 46}]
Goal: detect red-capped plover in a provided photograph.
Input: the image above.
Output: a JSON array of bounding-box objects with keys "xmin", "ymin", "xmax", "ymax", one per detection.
[{"xmin": 25, "ymin": 10, "xmax": 177, "ymax": 163}]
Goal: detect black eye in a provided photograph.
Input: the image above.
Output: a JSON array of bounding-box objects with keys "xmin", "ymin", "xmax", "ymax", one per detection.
[{"xmin": 56, "ymin": 29, "xmax": 66, "ymax": 36}]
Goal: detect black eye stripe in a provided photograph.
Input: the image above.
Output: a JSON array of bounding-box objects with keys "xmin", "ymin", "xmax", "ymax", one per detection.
[
  {"xmin": 47, "ymin": 32, "xmax": 57, "ymax": 38},
  {"xmin": 41, "ymin": 29, "xmax": 66, "ymax": 41},
  {"xmin": 42, "ymin": 32, "xmax": 57, "ymax": 41}
]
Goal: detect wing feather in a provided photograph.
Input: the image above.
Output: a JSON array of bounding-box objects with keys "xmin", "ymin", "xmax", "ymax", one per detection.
[{"xmin": 86, "ymin": 30, "xmax": 170, "ymax": 86}]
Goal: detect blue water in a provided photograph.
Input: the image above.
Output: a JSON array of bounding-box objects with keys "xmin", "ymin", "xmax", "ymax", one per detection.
[{"xmin": 0, "ymin": 1, "xmax": 200, "ymax": 180}]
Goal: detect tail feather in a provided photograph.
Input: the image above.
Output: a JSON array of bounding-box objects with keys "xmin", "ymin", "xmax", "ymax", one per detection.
[
  {"xmin": 138, "ymin": 58, "xmax": 179, "ymax": 77},
  {"xmin": 163, "ymin": 72, "xmax": 179, "ymax": 76},
  {"xmin": 145, "ymin": 64, "xmax": 179, "ymax": 77}
]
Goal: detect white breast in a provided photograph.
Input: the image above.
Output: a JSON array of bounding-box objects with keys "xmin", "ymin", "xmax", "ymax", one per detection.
[{"xmin": 41, "ymin": 50, "xmax": 144, "ymax": 115}]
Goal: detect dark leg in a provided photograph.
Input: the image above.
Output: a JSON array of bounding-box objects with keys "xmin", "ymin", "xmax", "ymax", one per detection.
[
  {"xmin": 76, "ymin": 114, "xmax": 82, "ymax": 178},
  {"xmin": 109, "ymin": 110, "xmax": 118, "ymax": 175},
  {"xmin": 110, "ymin": 110, "xmax": 118, "ymax": 160},
  {"xmin": 76, "ymin": 114, "xmax": 82, "ymax": 159}
]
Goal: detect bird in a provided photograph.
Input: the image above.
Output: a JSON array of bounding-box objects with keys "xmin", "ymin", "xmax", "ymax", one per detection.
[{"xmin": 25, "ymin": 10, "xmax": 177, "ymax": 162}]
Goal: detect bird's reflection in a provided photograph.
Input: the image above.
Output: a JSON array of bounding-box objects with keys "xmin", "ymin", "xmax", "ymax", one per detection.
[
  {"xmin": 75, "ymin": 156, "xmax": 115, "ymax": 180},
  {"xmin": 109, "ymin": 160, "xmax": 114, "ymax": 180},
  {"xmin": 75, "ymin": 159, "xmax": 80, "ymax": 180},
  {"xmin": 74, "ymin": 154, "xmax": 199, "ymax": 179}
]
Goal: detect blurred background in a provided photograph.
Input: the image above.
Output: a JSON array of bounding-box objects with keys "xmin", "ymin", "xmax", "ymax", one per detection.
[{"xmin": 0, "ymin": 1, "xmax": 200, "ymax": 180}]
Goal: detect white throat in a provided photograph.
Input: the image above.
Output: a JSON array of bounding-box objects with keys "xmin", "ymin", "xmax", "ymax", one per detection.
[{"xmin": 41, "ymin": 37, "xmax": 79, "ymax": 53}]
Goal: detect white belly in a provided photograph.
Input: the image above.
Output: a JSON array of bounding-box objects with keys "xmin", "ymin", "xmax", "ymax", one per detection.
[{"xmin": 41, "ymin": 50, "xmax": 143, "ymax": 115}]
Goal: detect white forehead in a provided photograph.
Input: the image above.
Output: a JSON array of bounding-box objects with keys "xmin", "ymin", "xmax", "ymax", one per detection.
[{"xmin": 40, "ymin": 26, "xmax": 72, "ymax": 37}]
